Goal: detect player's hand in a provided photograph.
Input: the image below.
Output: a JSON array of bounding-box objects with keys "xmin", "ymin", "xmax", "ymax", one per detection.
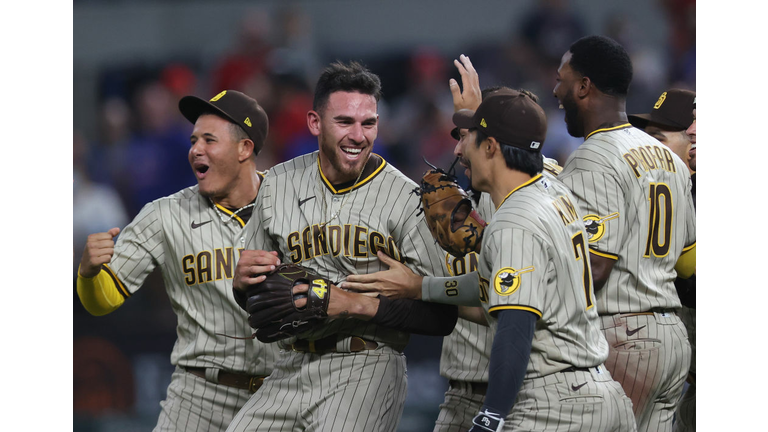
[
  {"xmin": 339, "ymin": 251, "xmax": 423, "ymax": 300},
  {"xmin": 450, "ymin": 54, "xmax": 481, "ymax": 112},
  {"xmin": 79, "ymin": 227, "xmax": 120, "ymax": 278},
  {"xmin": 467, "ymin": 409, "xmax": 505, "ymax": 432},
  {"xmin": 233, "ymin": 249, "xmax": 280, "ymax": 291}
]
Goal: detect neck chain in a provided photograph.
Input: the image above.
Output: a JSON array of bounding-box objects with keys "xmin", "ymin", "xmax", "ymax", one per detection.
[
  {"xmin": 318, "ymin": 163, "xmax": 366, "ymax": 229},
  {"xmin": 210, "ymin": 199, "xmax": 256, "ymax": 223}
]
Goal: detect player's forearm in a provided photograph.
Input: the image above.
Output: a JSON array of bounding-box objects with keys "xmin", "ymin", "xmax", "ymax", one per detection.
[
  {"xmin": 459, "ymin": 306, "xmax": 488, "ymax": 326},
  {"xmin": 327, "ymin": 287, "xmax": 380, "ymax": 320},
  {"xmin": 370, "ymin": 295, "xmax": 459, "ymax": 336},
  {"xmin": 483, "ymin": 310, "xmax": 535, "ymax": 417},
  {"xmin": 76, "ymin": 266, "xmax": 126, "ymax": 316},
  {"xmin": 422, "ymin": 272, "xmax": 481, "ymax": 306}
]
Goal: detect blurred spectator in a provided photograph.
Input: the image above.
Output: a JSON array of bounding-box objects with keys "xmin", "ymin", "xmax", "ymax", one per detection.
[
  {"xmin": 388, "ymin": 48, "xmax": 455, "ymax": 179},
  {"xmin": 74, "ymin": 129, "xmax": 129, "ymax": 273},
  {"xmin": 210, "ymin": 9, "xmax": 273, "ymax": 94},
  {"xmin": 117, "ymin": 80, "xmax": 196, "ymax": 216},
  {"xmin": 519, "ymin": 0, "xmax": 586, "ymax": 69}
]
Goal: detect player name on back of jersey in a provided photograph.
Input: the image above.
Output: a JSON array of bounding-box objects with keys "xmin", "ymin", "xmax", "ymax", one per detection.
[
  {"xmin": 622, "ymin": 144, "xmax": 678, "ymax": 178},
  {"xmin": 551, "ymin": 194, "xmax": 580, "ymax": 227},
  {"xmin": 285, "ymin": 223, "xmax": 402, "ymax": 263}
]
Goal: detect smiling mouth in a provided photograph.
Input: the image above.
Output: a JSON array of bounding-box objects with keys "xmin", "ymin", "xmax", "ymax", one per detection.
[{"xmin": 341, "ymin": 147, "xmax": 364, "ymax": 157}]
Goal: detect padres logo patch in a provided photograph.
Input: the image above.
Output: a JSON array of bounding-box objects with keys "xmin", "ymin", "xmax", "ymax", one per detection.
[
  {"xmin": 210, "ymin": 90, "xmax": 227, "ymax": 102},
  {"xmin": 493, "ymin": 266, "xmax": 534, "ymax": 296},
  {"xmin": 653, "ymin": 92, "xmax": 667, "ymax": 109},
  {"xmin": 583, "ymin": 212, "xmax": 619, "ymax": 242}
]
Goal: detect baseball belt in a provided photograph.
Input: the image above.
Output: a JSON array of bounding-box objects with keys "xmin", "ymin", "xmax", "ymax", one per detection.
[
  {"xmin": 289, "ymin": 335, "xmax": 378, "ymax": 354},
  {"xmin": 449, "ymin": 380, "xmax": 488, "ymax": 395},
  {"xmin": 184, "ymin": 367, "xmax": 266, "ymax": 393},
  {"xmin": 559, "ymin": 366, "xmax": 597, "ymax": 373}
]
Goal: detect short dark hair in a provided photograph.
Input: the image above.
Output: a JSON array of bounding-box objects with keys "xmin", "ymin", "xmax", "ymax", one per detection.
[
  {"xmin": 568, "ymin": 35, "xmax": 633, "ymax": 97},
  {"xmin": 313, "ymin": 61, "xmax": 382, "ymax": 112},
  {"xmin": 474, "ymin": 128, "xmax": 543, "ymax": 177}
]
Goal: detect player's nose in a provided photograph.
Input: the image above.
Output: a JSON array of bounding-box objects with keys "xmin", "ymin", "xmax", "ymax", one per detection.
[{"xmin": 348, "ymin": 123, "xmax": 365, "ymax": 144}]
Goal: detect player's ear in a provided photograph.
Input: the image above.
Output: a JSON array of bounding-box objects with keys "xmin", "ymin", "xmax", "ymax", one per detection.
[
  {"xmin": 486, "ymin": 137, "xmax": 500, "ymax": 157},
  {"xmin": 307, "ymin": 110, "xmax": 321, "ymax": 137},
  {"xmin": 577, "ymin": 76, "xmax": 591, "ymax": 99},
  {"xmin": 238, "ymin": 138, "xmax": 255, "ymax": 162}
]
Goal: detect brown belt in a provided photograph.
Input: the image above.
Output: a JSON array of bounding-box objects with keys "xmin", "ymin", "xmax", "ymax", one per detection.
[
  {"xmin": 449, "ymin": 380, "xmax": 488, "ymax": 395},
  {"xmin": 185, "ymin": 367, "xmax": 265, "ymax": 393},
  {"xmin": 290, "ymin": 336, "xmax": 378, "ymax": 354}
]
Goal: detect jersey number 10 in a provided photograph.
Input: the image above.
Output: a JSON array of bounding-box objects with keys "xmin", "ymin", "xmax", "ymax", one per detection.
[{"xmin": 644, "ymin": 183, "xmax": 673, "ymax": 258}]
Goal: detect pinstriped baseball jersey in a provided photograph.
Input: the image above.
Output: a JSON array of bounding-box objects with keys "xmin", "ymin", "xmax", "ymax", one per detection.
[
  {"xmin": 439, "ymin": 162, "xmax": 562, "ymax": 382},
  {"xmin": 107, "ymin": 181, "xmax": 279, "ymax": 376},
  {"xmin": 439, "ymin": 191, "xmax": 495, "ymax": 382},
  {"xmin": 558, "ymin": 125, "xmax": 696, "ymax": 314},
  {"xmin": 478, "ymin": 174, "xmax": 608, "ymax": 377},
  {"xmin": 243, "ymin": 151, "xmax": 450, "ymax": 347}
]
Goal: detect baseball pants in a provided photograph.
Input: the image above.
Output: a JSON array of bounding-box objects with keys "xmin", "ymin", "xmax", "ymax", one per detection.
[
  {"xmin": 503, "ymin": 365, "xmax": 636, "ymax": 431},
  {"xmin": 433, "ymin": 380, "xmax": 486, "ymax": 432},
  {"xmin": 673, "ymin": 306, "xmax": 695, "ymax": 432},
  {"xmin": 154, "ymin": 366, "xmax": 253, "ymax": 432},
  {"xmin": 226, "ymin": 346, "xmax": 407, "ymax": 432},
  {"xmin": 600, "ymin": 311, "xmax": 691, "ymax": 432}
]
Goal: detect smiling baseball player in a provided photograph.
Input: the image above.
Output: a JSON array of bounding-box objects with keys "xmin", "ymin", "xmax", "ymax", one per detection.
[
  {"xmin": 554, "ymin": 36, "xmax": 696, "ymax": 432},
  {"xmin": 76, "ymin": 90, "xmax": 281, "ymax": 431},
  {"xmin": 226, "ymin": 61, "xmax": 458, "ymax": 432}
]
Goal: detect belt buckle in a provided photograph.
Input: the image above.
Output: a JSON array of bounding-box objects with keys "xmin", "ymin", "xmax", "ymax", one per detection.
[{"xmin": 249, "ymin": 376, "xmax": 263, "ymax": 393}]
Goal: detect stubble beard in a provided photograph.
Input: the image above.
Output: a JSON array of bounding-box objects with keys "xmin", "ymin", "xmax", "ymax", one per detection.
[{"xmin": 562, "ymin": 91, "xmax": 584, "ymax": 138}]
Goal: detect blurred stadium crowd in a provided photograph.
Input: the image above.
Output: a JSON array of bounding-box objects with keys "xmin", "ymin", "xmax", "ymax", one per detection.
[{"xmin": 73, "ymin": 1, "xmax": 695, "ymax": 430}]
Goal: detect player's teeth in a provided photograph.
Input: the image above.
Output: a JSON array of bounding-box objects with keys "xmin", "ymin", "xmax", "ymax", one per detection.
[{"xmin": 343, "ymin": 148, "xmax": 362, "ymax": 154}]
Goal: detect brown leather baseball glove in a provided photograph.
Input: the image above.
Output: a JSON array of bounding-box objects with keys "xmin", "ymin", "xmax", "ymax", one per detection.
[{"xmin": 418, "ymin": 167, "xmax": 487, "ymax": 258}]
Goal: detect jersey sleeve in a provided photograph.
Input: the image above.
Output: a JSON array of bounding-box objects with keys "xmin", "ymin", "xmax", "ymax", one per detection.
[
  {"xmin": 484, "ymin": 227, "xmax": 549, "ymax": 319},
  {"xmin": 398, "ymin": 212, "xmax": 452, "ymax": 278},
  {"xmin": 108, "ymin": 201, "xmax": 165, "ymax": 295},
  {"xmin": 243, "ymin": 177, "xmax": 280, "ymax": 254},
  {"xmin": 683, "ymin": 176, "xmax": 696, "ymax": 247},
  {"xmin": 559, "ymin": 160, "xmax": 624, "ymax": 259}
]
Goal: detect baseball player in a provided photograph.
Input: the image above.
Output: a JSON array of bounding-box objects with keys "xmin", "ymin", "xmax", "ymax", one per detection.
[
  {"xmin": 553, "ymin": 35, "xmax": 696, "ymax": 432},
  {"xmin": 629, "ymin": 89, "xmax": 697, "ymax": 432},
  {"xmin": 344, "ymin": 91, "xmax": 637, "ymax": 432},
  {"xmin": 343, "ymin": 56, "xmax": 570, "ymax": 432},
  {"xmin": 76, "ymin": 90, "xmax": 282, "ymax": 432},
  {"xmin": 226, "ymin": 61, "xmax": 458, "ymax": 432}
]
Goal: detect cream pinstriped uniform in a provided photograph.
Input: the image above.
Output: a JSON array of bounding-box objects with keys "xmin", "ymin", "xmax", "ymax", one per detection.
[
  {"xmin": 558, "ymin": 125, "xmax": 695, "ymax": 432},
  {"xmin": 477, "ymin": 174, "xmax": 635, "ymax": 431},
  {"xmin": 434, "ymin": 191, "xmax": 495, "ymax": 432},
  {"xmin": 434, "ymin": 162, "xmax": 562, "ymax": 432},
  {"xmin": 226, "ymin": 151, "xmax": 451, "ymax": 432},
  {"xmin": 103, "ymin": 176, "xmax": 280, "ymax": 432}
]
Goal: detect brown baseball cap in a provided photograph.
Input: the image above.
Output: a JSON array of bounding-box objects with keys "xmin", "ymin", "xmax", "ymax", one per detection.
[
  {"xmin": 179, "ymin": 90, "xmax": 269, "ymax": 156},
  {"xmin": 628, "ymin": 89, "xmax": 695, "ymax": 131},
  {"xmin": 452, "ymin": 91, "xmax": 546, "ymax": 152}
]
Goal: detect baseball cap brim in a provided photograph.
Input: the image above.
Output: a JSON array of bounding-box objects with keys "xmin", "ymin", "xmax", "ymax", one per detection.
[
  {"xmin": 627, "ymin": 113, "xmax": 652, "ymax": 129},
  {"xmin": 179, "ymin": 96, "xmax": 241, "ymax": 129},
  {"xmin": 452, "ymin": 109, "xmax": 476, "ymax": 130}
]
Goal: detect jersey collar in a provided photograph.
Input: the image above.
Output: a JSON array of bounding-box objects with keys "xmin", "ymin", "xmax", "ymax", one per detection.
[
  {"xmin": 496, "ymin": 173, "xmax": 542, "ymax": 211},
  {"xmin": 317, "ymin": 153, "xmax": 387, "ymax": 194},
  {"xmin": 585, "ymin": 123, "xmax": 632, "ymax": 140}
]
